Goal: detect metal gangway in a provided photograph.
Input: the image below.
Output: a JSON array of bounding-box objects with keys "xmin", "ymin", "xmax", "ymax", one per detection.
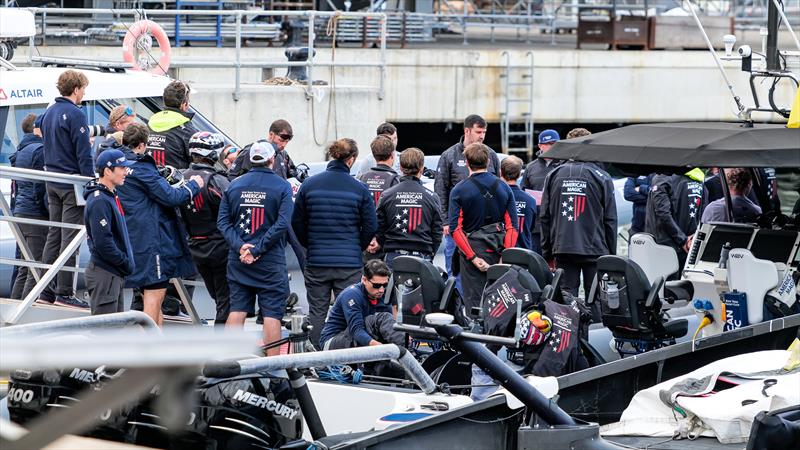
[{"xmin": 0, "ymin": 166, "xmax": 206, "ymax": 326}]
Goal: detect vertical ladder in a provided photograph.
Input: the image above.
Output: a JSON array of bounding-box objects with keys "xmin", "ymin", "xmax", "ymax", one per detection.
[{"xmin": 500, "ymin": 51, "xmax": 535, "ymax": 162}]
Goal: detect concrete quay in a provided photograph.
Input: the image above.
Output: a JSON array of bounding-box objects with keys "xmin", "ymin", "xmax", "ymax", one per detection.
[{"xmin": 16, "ymin": 44, "xmax": 798, "ymax": 163}]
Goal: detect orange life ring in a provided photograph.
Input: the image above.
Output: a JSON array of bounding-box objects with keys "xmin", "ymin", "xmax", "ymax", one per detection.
[{"xmin": 122, "ymin": 20, "xmax": 171, "ymax": 76}]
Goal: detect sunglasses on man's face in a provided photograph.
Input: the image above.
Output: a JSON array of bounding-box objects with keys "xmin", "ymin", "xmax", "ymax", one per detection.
[
  {"xmin": 278, "ymin": 134, "xmax": 293, "ymax": 142},
  {"xmin": 368, "ymin": 281, "xmax": 389, "ymax": 290}
]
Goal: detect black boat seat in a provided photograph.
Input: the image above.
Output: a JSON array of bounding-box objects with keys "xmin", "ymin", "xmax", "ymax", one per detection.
[
  {"xmin": 588, "ymin": 255, "xmax": 688, "ymax": 353},
  {"xmin": 392, "ymin": 256, "xmax": 455, "ymax": 325},
  {"xmin": 501, "ymin": 248, "xmax": 552, "ymax": 289}
]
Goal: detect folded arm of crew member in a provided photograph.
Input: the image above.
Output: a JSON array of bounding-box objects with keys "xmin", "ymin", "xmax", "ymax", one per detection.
[
  {"xmin": 87, "ymin": 199, "xmax": 134, "ymax": 275},
  {"xmin": 249, "ymin": 183, "xmax": 293, "ymax": 259},
  {"xmin": 623, "ymin": 177, "xmax": 649, "ymax": 205},
  {"xmin": 359, "ymin": 190, "xmax": 379, "ymax": 251},
  {"xmin": 603, "ymin": 177, "xmax": 618, "ymax": 255},
  {"xmin": 344, "ymin": 295, "xmax": 374, "ymax": 347},
  {"xmin": 652, "ymin": 182, "xmax": 687, "ymax": 248},
  {"xmin": 291, "ymin": 187, "xmax": 309, "ymax": 248}
]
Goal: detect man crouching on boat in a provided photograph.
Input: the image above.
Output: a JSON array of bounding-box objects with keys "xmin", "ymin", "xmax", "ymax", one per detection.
[{"xmin": 319, "ymin": 260, "xmax": 405, "ymax": 351}]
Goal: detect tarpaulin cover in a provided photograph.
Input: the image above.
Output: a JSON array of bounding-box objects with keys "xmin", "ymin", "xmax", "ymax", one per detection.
[
  {"xmin": 601, "ymin": 350, "xmax": 800, "ymax": 444},
  {"xmin": 547, "ymin": 122, "xmax": 800, "ymax": 169}
]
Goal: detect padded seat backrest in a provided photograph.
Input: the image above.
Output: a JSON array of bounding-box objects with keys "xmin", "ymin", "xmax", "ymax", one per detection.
[
  {"xmin": 501, "ymin": 248, "xmax": 552, "ymax": 289},
  {"xmin": 727, "ymin": 249, "xmax": 780, "ymax": 324},
  {"xmin": 392, "ymin": 256, "xmax": 446, "ymax": 325},
  {"xmin": 595, "ymin": 255, "xmax": 655, "ymax": 332},
  {"xmin": 629, "ymin": 233, "xmax": 680, "ymax": 284}
]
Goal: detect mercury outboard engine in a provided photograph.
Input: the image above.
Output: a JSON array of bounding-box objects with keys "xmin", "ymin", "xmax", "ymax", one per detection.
[
  {"xmin": 131, "ymin": 371, "xmax": 303, "ymax": 449},
  {"xmin": 7, "ymin": 366, "xmax": 137, "ymax": 442},
  {"xmin": 7, "ymin": 367, "xmax": 96, "ymax": 425}
]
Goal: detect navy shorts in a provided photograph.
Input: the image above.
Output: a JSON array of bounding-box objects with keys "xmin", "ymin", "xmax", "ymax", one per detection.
[{"xmin": 228, "ymin": 277, "xmax": 288, "ymax": 320}]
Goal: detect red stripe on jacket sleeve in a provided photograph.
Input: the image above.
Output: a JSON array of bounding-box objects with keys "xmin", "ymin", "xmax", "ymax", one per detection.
[{"xmin": 453, "ymin": 209, "xmax": 475, "ymax": 260}]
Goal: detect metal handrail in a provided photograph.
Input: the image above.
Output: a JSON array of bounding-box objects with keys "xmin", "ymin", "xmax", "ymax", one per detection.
[
  {"xmin": 204, "ymin": 344, "xmax": 438, "ymax": 394},
  {"xmin": 0, "ymin": 310, "xmax": 158, "ymax": 334},
  {"xmin": 22, "ymin": 7, "xmax": 388, "ymax": 101}
]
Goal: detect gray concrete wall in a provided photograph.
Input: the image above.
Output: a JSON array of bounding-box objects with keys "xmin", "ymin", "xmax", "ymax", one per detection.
[{"xmin": 18, "ymin": 44, "xmax": 798, "ymax": 163}]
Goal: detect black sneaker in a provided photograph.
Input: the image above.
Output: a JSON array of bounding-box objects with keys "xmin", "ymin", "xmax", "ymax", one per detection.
[{"xmin": 54, "ymin": 295, "xmax": 90, "ymax": 309}]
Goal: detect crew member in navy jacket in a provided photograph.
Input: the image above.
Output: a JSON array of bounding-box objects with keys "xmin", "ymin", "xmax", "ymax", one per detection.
[
  {"xmin": 116, "ymin": 123, "xmax": 204, "ymax": 326},
  {"xmin": 292, "ymin": 138, "xmax": 378, "ymax": 347},
  {"xmin": 450, "ymin": 143, "xmax": 519, "ymax": 315},
  {"xmin": 319, "ymin": 260, "xmax": 405, "ymax": 350},
  {"xmin": 501, "ymin": 156, "xmax": 537, "ymax": 252},
  {"xmin": 623, "ymin": 174, "xmax": 652, "ymax": 237},
  {"xmin": 218, "ymin": 141, "xmax": 293, "ymax": 356},
  {"xmin": 38, "ymin": 70, "xmax": 94, "ymax": 308},
  {"xmin": 10, "ymin": 114, "xmax": 49, "ymax": 300},
  {"xmin": 83, "ymin": 149, "xmax": 135, "ymax": 315}
]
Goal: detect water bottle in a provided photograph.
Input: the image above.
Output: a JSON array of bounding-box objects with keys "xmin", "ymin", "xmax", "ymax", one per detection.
[
  {"xmin": 719, "ymin": 242, "xmax": 732, "ymax": 269},
  {"xmin": 605, "ymin": 274, "xmax": 620, "ymax": 309}
]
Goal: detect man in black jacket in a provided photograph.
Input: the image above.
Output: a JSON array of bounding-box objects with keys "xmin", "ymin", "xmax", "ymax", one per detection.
[
  {"xmin": 228, "ymin": 119, "xmax": 297, "ymax": 179},
  {"xmin": 645, "ymin": 169, "xmax": 706, "ymax": 268},
  {"xmin": 146, "ymin": 80, "xmax": 198, "ymax": 169},
  {"xmin": 435, "ymin": 114, "xmax": 500, "ymax": 278},
  {"xmin": 540, "ymin": 159, "xmax": 617, "ymax": 301},
  {"xmin": 376, "ymin": 148, "xmax": 442, "ymax": 267},
  {"xmin": 180, "ymin": 131, "xmax": 231, "ymax": 326},
  {"xmin": 359, "ymin": 135, "xmax": 400, "ymax": 207}
]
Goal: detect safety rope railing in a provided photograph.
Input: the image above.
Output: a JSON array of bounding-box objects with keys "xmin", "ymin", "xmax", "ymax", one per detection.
[{"xmin": 0, "ymin": 165, "xmax": 204, "ymax": 325}]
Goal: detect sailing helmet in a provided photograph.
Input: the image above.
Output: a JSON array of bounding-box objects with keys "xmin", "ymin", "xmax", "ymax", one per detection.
[
  {"xmin": 189, "ymin": 131, "xmax": 225, "ymax": 162},
  {"xmin": 519, "ymin": 310, "xmax": 552, "ymax": 346}
]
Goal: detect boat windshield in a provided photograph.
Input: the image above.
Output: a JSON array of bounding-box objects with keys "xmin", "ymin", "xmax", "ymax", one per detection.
[{"xmin": 1, "ymin": 97, "xmax": 235, "ymax": 165}]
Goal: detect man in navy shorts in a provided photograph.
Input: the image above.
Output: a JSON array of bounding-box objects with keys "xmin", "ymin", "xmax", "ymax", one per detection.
[{"xmin": 218, "ymin": 141, "xmax": 293, "ymax": 355}]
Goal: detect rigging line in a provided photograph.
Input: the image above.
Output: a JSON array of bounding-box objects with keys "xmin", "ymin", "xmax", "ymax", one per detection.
[
  {"xmin": 684, "ymin": 0, "xmax": 747, "ymax": 118},
  {"xmin": 771, "ymin": 0, "xmax": 800, "ymax": 52}
]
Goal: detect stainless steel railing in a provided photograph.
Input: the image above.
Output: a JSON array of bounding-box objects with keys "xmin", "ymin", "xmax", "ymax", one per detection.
[{"xmin": 22, "ymin": 7, "xmax": 388, "ymax": 101}]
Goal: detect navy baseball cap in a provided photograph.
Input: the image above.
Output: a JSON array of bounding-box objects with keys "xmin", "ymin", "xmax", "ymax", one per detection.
[
  {"xmin": 96, "ymin": 149, "xmax": 134, "ymax": 173},
  {"xmin": 538, "ymin": 129, "xmax": 560, "ymax": 145}
]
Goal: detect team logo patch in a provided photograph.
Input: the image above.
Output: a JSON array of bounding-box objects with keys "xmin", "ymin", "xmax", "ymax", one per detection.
[
  {"xmin": 238, "ymin": 191, "xmax": 267, "ymax": 235},
  {"xmin": 99, "ymin": 218, "xmax": 107, "ymax": 227},
  {"xmin": 560, "ymin": 180, "xmax": 587, "ymax": 222}
]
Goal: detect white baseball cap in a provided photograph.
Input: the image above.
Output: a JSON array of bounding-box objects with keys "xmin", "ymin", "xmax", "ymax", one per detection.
[{"xmin": 250, "ymin": 141, "xmax": 276, "ymax": 163}]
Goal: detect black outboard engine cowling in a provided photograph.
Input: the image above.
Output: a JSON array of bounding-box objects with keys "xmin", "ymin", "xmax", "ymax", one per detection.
[
  {"xmin": 168, "ymin": 372, "xmax": 303, "ymax": 449},
  {"xmin": 7, "ymin": 367, "xmax": 97, "ymax": 425},
  {"xmin": 8, "ymin": 367, "xmax": 138, "ymax": 442}
]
